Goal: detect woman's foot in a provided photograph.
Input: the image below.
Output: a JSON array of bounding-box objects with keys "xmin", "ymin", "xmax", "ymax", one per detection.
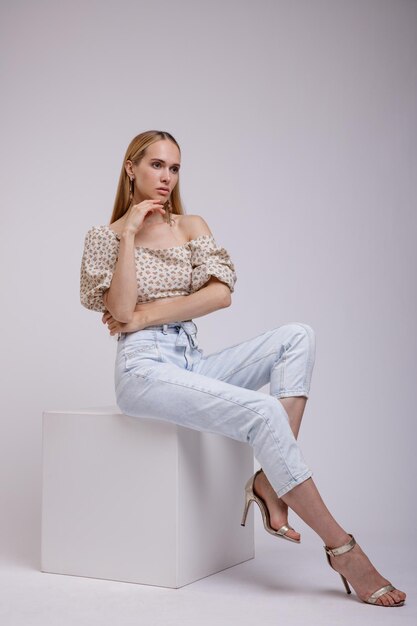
[
  {"xmin": 253, "ymin": 469, "xmax": 301, "ymax": 542},
  {"xmin": 328, "ymin": 536, "xmax": 406, "ymax": 606}
]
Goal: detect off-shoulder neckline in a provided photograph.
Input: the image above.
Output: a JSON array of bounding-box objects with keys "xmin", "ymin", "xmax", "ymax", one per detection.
[{"xmin": 98, "ymin": 225, "xmax": 214, "ymax": 251}]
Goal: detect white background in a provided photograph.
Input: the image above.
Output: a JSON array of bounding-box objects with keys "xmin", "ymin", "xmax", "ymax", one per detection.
[{"xmin": 1, "ymin": 0, "xmax": 416, "ymax": 623}]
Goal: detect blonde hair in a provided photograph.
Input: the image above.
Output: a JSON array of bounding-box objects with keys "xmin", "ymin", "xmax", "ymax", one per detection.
[{"xmin": 109, "ymin": 130, "xmax": 186, "ymax": 224}]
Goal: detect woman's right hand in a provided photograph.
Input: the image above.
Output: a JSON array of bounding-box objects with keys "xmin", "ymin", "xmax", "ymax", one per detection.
[{"xmin": 122, "ymin": 199, "xmax": 166, "ymax": 235}]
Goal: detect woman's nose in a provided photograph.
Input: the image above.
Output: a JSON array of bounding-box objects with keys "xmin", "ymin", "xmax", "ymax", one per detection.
[{"xmin": 161, "ymin": 168, "xmax": 171, "ymax": 182}]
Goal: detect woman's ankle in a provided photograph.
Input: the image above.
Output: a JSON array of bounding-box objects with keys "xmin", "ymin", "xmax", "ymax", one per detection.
[{"xmin": 324, "ymin": 531, "xmax": 352, "ymax": 549}]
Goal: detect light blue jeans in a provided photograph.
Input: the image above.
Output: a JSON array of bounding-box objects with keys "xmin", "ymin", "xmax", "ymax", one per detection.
[{"xmin": 114, "ymin": 320, "xmax": 315, "ymax": 497}]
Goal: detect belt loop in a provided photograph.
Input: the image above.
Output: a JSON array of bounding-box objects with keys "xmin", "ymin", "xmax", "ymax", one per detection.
[{"xmin": 162, "ymin": 323, "xmax": 168, "ymax": 334}]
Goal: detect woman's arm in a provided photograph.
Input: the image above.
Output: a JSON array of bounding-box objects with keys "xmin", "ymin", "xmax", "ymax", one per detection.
[
  {"xmin": 102, "ymin": 276, "xmax": 231, "ymax": 335},
  {"xmin": 103, "ymin": 230, "xmax": 138, "ymax": 323},
  {"xmin": 103, "ymin": 200, "xmax": 167, "ymax": 322}
]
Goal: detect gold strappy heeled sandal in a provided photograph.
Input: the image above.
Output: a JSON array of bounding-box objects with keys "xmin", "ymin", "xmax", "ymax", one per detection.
[
  {"xmin": 240, "ymin": 469, "xmax": 300, "ymax": 543},
  {"xmin": 324, "ymin": 534, "xmax": 405, "ymax": 606}
]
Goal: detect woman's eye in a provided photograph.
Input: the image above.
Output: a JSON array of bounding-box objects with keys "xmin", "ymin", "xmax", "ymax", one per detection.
[{"xmin": 151, "ymin": 162, "xmax": 179, "ymax": 173}]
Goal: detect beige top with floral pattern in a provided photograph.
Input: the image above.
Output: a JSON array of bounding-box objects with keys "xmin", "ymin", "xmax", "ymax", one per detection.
[{"xmin": 80, "ymin": 224, "xmax": 237, "ymax": 313}]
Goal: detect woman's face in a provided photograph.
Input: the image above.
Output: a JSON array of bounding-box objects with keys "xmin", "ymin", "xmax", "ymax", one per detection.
[{"xmin": 126, "ymin": 139, "xmax": 181, "ymax": 203}]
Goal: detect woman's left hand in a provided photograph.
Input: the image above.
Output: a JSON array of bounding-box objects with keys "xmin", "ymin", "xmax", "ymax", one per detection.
[
  {"xmin": 102, "ymin": 311, "xmax": 126, "ymax": 335},
  {"xmin": 102, "ymin": 309, "xmax": 148, "ymax": 335}
]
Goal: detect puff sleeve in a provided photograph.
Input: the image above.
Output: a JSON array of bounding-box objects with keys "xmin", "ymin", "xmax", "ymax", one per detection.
[
  {"xmin": 80, "ymin": 226, "xmax": 119, "ymax": 312},
  {"xmin": 189, "ymin": 234, "xmax": 237, "ymax": 294}
]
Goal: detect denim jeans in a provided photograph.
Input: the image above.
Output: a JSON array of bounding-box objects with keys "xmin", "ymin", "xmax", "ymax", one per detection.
[{"xmin": 114, "ymin": 320, "xmax": 316, "ymax": 497}]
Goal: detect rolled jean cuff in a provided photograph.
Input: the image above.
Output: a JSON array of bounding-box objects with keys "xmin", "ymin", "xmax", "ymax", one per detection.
[
  {"xmin": 276, "ymin": 469, "xmax": 313, "ymax": 498},
  {"xmin": 271, "ymin": 388, "xmax": 310, "ymax": 399}
]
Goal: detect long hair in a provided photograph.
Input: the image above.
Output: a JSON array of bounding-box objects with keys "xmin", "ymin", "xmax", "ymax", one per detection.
[{"xmin": 109, "ymin": 130, "xmax": 186, "ymax": 224}]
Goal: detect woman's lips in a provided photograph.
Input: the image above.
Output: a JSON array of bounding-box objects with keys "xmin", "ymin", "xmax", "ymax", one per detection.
[{"xmin": 156, "ymin": 188, "xmax": 169, "ymax": 194}]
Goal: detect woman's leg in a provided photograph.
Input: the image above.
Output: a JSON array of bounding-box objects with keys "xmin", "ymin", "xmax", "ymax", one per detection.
[
  {"xmin": 192, "ymin": 323, "xmax": 405, "ymax": 604},
  {"xmin": 254, "ymin": 396, "xmax": 307, "ymax": 541},
  {"xmin": 280, "ymin": 477, "xmax": 406, "ymax": 606},
  {"xmin": 195, "ymin": 322, "xmax": 314, "ymax": 541},
  {"xmin": 280, "ymin": 396, "xmax": 307, "ymax": 439}
]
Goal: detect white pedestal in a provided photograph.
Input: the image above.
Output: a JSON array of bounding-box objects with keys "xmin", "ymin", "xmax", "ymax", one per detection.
[{"xmin": 41, "ymin": 406, "xmax": 255, "ymax": 588}]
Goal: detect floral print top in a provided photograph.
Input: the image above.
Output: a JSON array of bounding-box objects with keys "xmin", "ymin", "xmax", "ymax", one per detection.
[{"xmin": 80, "ymin": 224, "xmax": 237, "ymax": 312}]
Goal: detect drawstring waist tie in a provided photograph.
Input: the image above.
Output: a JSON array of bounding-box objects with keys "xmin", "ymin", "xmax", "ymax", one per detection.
[{"xmin": 118, "ymin": 320, "xmax": 199, "ymax": 350}]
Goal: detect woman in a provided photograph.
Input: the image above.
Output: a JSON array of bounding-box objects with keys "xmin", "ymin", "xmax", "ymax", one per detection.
[{"xmin": 80, "ymin": 130, "xmax": 405, "ymax": 607}]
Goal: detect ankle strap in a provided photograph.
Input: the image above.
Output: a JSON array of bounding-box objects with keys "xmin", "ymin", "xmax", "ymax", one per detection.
[{"xmin": 324, "ymin": 534, "xmax": 356, "ymax": 557}]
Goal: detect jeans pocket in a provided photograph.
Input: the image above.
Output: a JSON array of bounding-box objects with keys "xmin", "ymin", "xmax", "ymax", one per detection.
[{"xmin": 124, "ymin": 340, "xmax": 160, "ymax": 370}]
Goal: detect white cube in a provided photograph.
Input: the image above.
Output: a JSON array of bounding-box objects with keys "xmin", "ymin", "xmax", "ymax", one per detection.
[{"xmin": 41, "ymin": 406, "xmax": 255, "ymax": 588}]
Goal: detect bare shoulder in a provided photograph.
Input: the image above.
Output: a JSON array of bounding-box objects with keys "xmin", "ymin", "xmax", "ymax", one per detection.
[{"xmin": 179, "ymin": 214, "xmax": 213, "ymax": 241}]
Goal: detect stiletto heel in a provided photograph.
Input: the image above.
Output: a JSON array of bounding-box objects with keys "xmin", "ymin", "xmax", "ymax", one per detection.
[
  {"xmin": 324, "ymin": 534, "xmax": 405, "ymax": 606},
  {"xmin": 340, "ymin": 574, "xmax": 351, "ymax": 595},
  {"xmin": 240, "ymin": 469, "xmax": 300, "ymax": 543},
  {"xmin": 240, "ymin": 492, "xmax": 253, "ymax": 526}
]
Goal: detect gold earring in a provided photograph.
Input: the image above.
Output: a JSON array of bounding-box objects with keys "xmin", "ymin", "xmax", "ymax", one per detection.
[{"xmin": 129, "ymin": 177, "xmax": 135, "ymax": 203}]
